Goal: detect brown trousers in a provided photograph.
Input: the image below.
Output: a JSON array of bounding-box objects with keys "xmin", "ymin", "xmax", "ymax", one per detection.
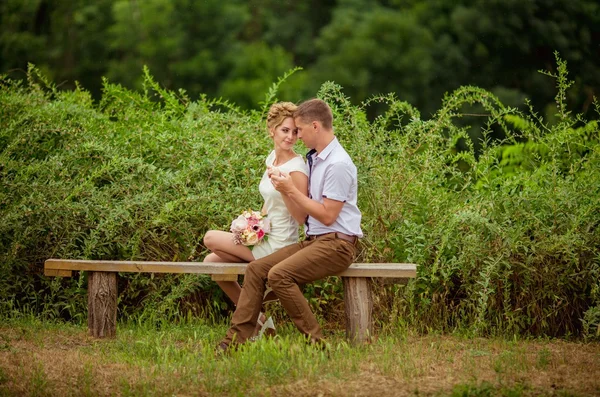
[{"xmin": 222, "ymin": 233, "xmax": 356, "ymax": 345}]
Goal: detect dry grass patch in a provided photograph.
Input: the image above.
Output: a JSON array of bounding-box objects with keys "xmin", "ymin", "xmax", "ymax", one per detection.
[
  {"xmin": 268, "ymin": 336, "xmax": 600, "ymax": 396},
  {"xmin": 0, "ymin": 324, "xmax": 205, "ymax": 396},
  {"xmin": 0, "ymin": 321, "xmax": 599, "ymax": 396}
]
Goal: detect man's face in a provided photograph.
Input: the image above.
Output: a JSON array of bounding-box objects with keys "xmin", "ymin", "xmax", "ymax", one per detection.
[{"xmin": 294, "ymin": 118, "xmax": 316, "ymax": 149}]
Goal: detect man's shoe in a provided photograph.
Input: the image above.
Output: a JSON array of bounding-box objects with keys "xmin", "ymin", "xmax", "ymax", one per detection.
[{"xmin": 214, "ymin": 342, "xmax": 231, "ymax": 358}]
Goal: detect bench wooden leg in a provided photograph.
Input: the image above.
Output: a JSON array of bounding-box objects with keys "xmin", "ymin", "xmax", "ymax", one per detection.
[
  {"xmin": 87, "ymin": 271, "xmax": 117, "ymax": 338},
  {"xmin": 342, "ymin": 276, "xmax": 373, "ymax": 344}
]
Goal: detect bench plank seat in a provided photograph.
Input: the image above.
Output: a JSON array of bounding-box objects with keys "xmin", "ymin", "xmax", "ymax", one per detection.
[
  {"xmin": 44, "ymin": 258, "xmax": 417, "ymax": 343},
  {"xmin": 44, "ymin": 259, "xmax": 417, "ymax": 278}
]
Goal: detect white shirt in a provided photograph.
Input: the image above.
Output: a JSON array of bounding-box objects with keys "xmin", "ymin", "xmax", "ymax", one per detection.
[{"xmin": 305, "ymin": 137, "xmax": 363, "ymax": 238}]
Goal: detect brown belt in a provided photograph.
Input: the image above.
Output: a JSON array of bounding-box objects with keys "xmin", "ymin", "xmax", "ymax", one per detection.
[{"xmin": 306, "ymin": 232, "xmax": 358, "ymax": 245}]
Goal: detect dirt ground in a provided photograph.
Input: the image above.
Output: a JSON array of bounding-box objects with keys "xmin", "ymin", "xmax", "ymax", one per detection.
[{"xmin": 1, "ymin": 325, "xmax": 599, "ymax": 396}]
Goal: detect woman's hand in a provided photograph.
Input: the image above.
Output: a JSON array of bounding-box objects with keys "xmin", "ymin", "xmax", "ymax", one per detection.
[{"xmin": 267, "ymin": 166, "xmax": 281, "ymax": 178}]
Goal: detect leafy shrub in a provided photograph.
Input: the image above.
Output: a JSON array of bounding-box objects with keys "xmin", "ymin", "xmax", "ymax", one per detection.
[{"xmin": 1, "ymin": 56, "xmax": 598, "ymax": 338}]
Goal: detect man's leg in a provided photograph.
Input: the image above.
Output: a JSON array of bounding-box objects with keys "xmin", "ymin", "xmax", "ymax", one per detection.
[
  {"xmin": 267, "ymin": 235, "xmax": 356, "ymax": 342},
  {"xmin": 221, "ymin": 242, "xmax": 304, "ymax": 346}
]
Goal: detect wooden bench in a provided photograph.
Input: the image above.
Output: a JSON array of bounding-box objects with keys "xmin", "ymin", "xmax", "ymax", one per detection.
[{"xmin": 44, "ymin": 259, "xmax": 417, "ymax": 343}]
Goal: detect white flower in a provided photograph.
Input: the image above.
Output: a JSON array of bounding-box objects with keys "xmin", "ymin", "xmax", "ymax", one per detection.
[
  {"xmin": 230, "ymin": 215, "xmax": 248, "ymax": 232},
  {"xmin": 245, "ymin": 232, "xmax": 259, "ymax": 245}
]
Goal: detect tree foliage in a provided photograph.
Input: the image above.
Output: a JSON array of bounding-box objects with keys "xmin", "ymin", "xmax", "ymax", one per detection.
[{"xmin": 1, "ymin": 0, "xmax": 598, "ymax": 118}]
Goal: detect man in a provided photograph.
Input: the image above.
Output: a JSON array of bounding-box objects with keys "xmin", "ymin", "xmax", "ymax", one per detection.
[{"xmin": 216, "ymin": 98, "xmax": 362, "ymax": 352}]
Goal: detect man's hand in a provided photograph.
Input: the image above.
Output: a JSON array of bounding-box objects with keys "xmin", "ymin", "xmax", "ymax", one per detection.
[{"xmin": 270, "ymin": 172, "xmax": 296, "ymax": 195}]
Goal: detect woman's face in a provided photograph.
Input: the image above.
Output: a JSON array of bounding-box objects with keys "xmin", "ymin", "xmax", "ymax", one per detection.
[{"xmin": 270, "ymin": 117, "xmax": 298, "ymax": 150}]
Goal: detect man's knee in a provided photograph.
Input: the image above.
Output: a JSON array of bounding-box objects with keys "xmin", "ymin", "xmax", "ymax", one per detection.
[{"xmin": 267, "ymin": 267, "xmax": 288, "ymax": 288}]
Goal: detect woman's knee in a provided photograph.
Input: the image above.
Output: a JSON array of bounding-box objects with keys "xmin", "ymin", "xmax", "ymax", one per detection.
[{"xmin": 203, "ymin": 230, "xmax": 219, "ymax": 251}]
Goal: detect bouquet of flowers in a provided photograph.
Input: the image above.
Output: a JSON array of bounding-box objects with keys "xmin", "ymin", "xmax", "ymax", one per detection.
[{"xmin": 230, "ymin": 210, "xmax": 270, "ymax": 246}]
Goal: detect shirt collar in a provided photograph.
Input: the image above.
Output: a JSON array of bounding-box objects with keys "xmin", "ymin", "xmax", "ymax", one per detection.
[{"xmin": 317, "ymin": 137, "xmax": 339, "ymax": 161}]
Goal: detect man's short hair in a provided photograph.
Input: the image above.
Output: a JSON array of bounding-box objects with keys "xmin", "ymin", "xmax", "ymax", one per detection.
[{"xmin": 293, "ymin": 99, "xmax": 333, "ymax": 130}]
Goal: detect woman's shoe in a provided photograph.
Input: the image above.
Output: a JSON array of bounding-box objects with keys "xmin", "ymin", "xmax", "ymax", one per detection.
[
  {"xmin": 254, "ymin": 312, "xmax": 266, "ymax": 339},
  {"xmin": 258, "ymin": 316, "xmax": 276, "ymax": 338},
  {"xmin": 255, "ymin": 312, "xmax": 277, "ymax": 339}
]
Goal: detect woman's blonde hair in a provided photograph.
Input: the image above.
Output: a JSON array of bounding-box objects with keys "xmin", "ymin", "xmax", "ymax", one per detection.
[{"xmin": 266, "ymin": 102, "xmax": 297, "ymax": 133}]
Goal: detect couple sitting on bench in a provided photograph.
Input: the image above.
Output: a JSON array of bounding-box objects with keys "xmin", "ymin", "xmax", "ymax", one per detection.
[{"xmin": 203, "ymin": 99, "xmax": 362, "ymax": 354}]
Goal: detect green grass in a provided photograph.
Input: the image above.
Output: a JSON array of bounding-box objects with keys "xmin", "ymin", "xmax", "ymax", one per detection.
[{"xmin": 1, "ymin": 317, "xmax": 598, "ymax": 396}]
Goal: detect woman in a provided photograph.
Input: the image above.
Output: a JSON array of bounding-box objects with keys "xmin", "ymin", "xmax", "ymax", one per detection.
[{"xmin": 203, "ymin": 102, "xmax": 309, "ymax": 337}]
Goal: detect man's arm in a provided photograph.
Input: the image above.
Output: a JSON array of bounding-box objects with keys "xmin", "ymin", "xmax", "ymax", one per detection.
[
  {"xmin": 280, "ymin": 171, "xmax": 309, "ymax": 224},
  {"xmin": 270, "ymin": 173, "xmax": 344, "ymax": 226}
]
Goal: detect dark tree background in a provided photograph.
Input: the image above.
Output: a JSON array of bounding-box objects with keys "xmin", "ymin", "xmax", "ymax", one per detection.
[{"xmin": 1, "ymin": 0, "xmax": 599, "ymax": 117}]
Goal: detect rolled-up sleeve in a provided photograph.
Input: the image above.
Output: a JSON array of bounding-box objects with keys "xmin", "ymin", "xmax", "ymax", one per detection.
[{"xmin": 322, "ymin": 162, "xmax": 354, "ymax": 202}]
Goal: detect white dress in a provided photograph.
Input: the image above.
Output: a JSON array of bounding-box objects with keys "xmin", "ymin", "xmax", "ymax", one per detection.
[{"xmin": 251, "ymin": 151, "xmax": 309, "ymax": 259}]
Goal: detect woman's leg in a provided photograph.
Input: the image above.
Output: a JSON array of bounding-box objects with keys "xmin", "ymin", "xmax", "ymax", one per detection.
[
  {"xmin": 203, "ymin": 230, "xmax": 254, "ymax": 305},
  {"xmin": 204, "ymin": 230, "xmax": 255, "ymax": 263},
  {"xmin": 204, "ymin": 253, "xmax": 244, "ymax": 303},
  {"xmin": 203, "ymin": 230, "xmax": 271, "ymax": 331}
]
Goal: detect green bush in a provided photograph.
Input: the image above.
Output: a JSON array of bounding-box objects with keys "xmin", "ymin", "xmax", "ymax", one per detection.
[{"xmin": 1, "ymin": 56, "xmax": 598, "ymax": 338}]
